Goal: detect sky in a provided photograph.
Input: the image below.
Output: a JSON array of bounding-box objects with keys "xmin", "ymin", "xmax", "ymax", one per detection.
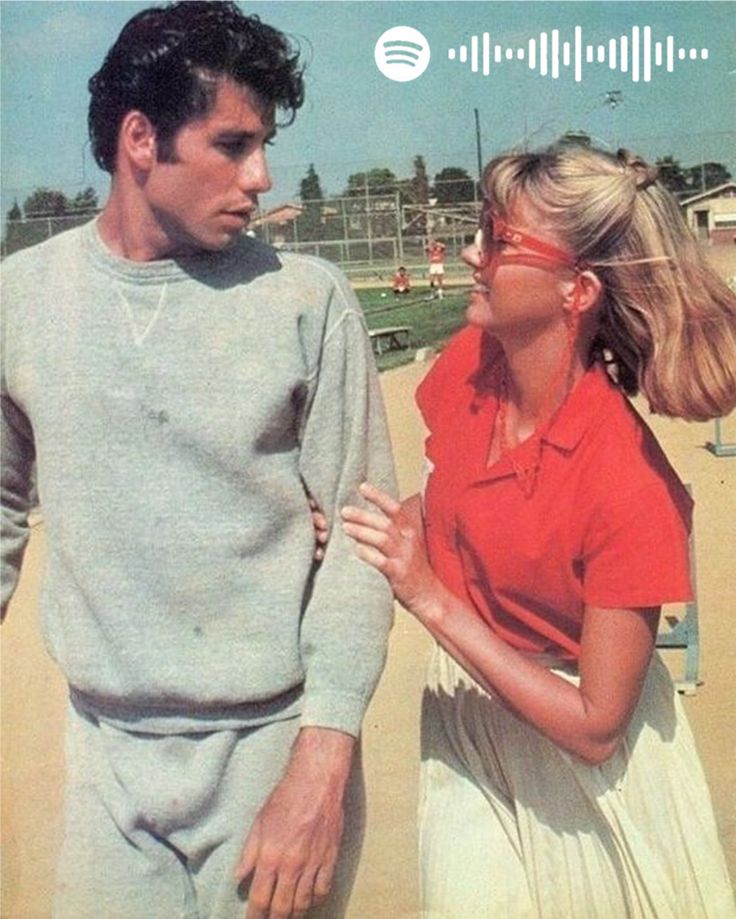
[{"xmin": 1, "ymin": 0, "xmax": 735, "ymax": 220}]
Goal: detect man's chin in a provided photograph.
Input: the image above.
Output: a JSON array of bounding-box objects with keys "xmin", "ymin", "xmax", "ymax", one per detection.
[{"xmin": 195, "ymin": 231, "xmax": 245, "ymax": 254}]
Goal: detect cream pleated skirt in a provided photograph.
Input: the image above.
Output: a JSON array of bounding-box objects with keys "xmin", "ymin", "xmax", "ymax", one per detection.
[{"xmin": 418, "ymin": 644, "xmax": 735, "ymax": 919}]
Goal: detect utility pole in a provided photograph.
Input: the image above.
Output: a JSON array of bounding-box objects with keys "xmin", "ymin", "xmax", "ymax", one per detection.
[{"xmin": 474, "ymin": 108, "xmax": 483, "ymax": 203}]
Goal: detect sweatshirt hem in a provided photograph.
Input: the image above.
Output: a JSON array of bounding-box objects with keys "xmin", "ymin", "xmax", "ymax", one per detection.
[{"xmin": 69, "ymin": 683, "xmax": 304, "ymax": 735}]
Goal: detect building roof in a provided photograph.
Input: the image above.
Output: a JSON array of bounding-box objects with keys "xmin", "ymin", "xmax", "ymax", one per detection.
[
  {"xmin": 250, "ymin": 202, "xmax": 303, "ymax": 227},
  {"xmin": 681, "ymin": 182, "xmax": 736, "ymax": 207}
]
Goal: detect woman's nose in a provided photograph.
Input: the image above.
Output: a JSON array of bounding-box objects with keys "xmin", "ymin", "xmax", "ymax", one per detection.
[{"xmin": 461, "ymin": 229, "xmax": 484, "ymax": 268}]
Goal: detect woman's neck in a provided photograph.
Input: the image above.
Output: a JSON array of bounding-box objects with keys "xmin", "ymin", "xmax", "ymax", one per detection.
[{"xmin": 499, "ymin": 326, "xmax": 588, "ymax": 440}]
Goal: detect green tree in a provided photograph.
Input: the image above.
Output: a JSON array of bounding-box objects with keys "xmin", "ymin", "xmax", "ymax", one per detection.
[
  {"xmin": 409, "ymin": 155, "xmax": 430, "ymax": 205},
  {"xmin": 7, "ymin": 200, "xmax": 22, "ymax": 222},
  {"xmin": 683, "ymin": 162, "xmax": 732, "ymax": 195},
  {"xmin": 70, "ymin": 187, "xmax": 99, "ymax": 213},
  {"xmin": 297, "ymin": 164, "xmax": 324, "ymax": 241},
  {"xmin": 23, "ymin": 187, "xmax": 70, "ymax": 217},
  {"xmin": 655, "ymin": 156, "xmax": 690, "ymax": 195},
  {"xmin": 343, "ymin": 168, "xmax": 400, "ymax": 243},
  {"xmin": 397, "ymin": 156, "xmax": 432, "ymax": 234},
  {"xmin": 299, "ymin": 163, "xmax": 323, "ymax": 201},
  {"xmin": 434, "ymin": 167, "xmax": 475, "ymax": 204},
  {"xmin": 344, "ymin": 168, "xmax": 399, "ymax": 198}
]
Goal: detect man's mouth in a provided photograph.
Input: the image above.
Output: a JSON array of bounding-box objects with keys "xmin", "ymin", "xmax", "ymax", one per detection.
[{"xmin": 221, "ymin": 209, "xmax": 252, "ymax": 227}]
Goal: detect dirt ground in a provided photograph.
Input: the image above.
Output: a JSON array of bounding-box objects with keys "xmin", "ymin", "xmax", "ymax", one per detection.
[{"xmin": 2, "ymin": 358, "xmax": 735, "ymax": 918}]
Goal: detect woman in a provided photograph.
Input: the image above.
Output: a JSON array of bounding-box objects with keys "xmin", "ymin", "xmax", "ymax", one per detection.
[{"xmin": 341, "ymin": 146, "xmax": 736, "ymax": 918}]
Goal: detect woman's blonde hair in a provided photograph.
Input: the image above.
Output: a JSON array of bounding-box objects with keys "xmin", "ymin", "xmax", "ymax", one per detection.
[{"xmin": 483, "ymin": 145, "xmax": 736, "ymax": 421}]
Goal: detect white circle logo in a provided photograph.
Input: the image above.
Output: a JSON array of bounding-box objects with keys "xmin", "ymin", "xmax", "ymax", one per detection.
[{"xmin": 374, "ymin": 27, "xmax": 430, "ymax": 82}]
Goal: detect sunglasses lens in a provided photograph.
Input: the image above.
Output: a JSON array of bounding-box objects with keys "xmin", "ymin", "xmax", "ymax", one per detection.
[
  {"xmin": 477, "ymin": 213, "xmax": 499, "ymax": 266},
  {"xmin": 482, "ymin": 235, "xmax": 499, "ymax": 266},
  {"xmin": 476, "ymin": 205, "xmax": 577, "ymax": 270}
]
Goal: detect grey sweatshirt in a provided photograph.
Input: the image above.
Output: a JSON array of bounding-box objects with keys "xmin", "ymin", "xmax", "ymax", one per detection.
[{"xmin": 1, "ymin": 221, "xmax": 396, "ymax": 736}]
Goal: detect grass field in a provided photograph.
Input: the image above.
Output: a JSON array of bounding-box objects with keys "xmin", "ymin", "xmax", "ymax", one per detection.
[
  {"xmin": 353, "ymin": 240, "xmax": 736, "ymax": 373},
  {"xmin": 356, "ymin": 284, "xmax": 472, "ymax": 371}
]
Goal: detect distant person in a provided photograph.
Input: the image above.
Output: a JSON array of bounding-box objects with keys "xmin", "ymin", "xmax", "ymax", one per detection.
[
  {"xmin": 392, "ymin": 265, "xmax": 411, "ymax": 296},
  {"xmin": 342, "ymin": 146, "xmax": 736, "ymax": 917},
  {"xmin": 424, "ymin": 238, "xmax": 446, "ymax": 299},
  {"xmin": 1, "ymin": 3, "xmax": 395, "ymax": 917}
]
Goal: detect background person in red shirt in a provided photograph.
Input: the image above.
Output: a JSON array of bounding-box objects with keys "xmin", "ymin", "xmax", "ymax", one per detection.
[
  {"xmin": 392, "ymin": 265, "xmax": 411, "ymax": 296},
  {"xmin": 424, "ymin": 238, "xmax": 446, "ymax": 299},
  {"xmin": 343, "ymin": 145, "xmax": 736, "ymax": 917}
]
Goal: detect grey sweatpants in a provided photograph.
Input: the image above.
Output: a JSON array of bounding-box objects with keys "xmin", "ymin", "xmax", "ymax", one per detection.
[{"xmin": 53, "ymin": 700, "xmax": 364, "ymax": 919}]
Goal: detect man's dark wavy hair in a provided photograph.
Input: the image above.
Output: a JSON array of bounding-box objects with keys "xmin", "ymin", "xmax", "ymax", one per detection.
[{"xmin": 88, "ymin": 1, "xmax": 304, "ymax": 174}]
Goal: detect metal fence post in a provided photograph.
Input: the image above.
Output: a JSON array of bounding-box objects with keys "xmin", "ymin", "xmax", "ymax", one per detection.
[
  {"xmin": 706, "ymin": 417, "xmax": 736, "ymax": 457},
  {"xmin": 395, "ymin": 191, "xmax": 404, "ymax": 265}
]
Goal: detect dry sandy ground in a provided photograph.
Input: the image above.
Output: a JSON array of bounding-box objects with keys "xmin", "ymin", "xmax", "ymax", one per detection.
[{"xmin": 2, "ymin": 360, "xmax": 735, "ymax": 918}]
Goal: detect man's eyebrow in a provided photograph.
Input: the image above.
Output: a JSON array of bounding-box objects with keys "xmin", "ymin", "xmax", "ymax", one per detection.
[{"xmin": 213, "ymin": 127, "xmax": 277, "ymax": 142}]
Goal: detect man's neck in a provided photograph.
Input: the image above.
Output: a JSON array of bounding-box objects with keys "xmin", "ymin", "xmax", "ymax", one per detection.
[{"xmin": 96, "ymin": 194, "xmax": 178, "ymax": 262}]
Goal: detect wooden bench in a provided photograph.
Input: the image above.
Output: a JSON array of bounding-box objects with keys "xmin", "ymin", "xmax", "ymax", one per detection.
[{"xmin": 369, "ymin": 326, "xmax": 411, "ymax": 356}]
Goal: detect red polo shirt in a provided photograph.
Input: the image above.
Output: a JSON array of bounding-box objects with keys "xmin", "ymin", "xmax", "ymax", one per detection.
[{"xmin": 416, "ymin": 326, "xmax": 693, "ymax": 660}]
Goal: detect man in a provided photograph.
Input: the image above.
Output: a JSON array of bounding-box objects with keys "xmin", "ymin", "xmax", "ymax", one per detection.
[
  {"xmin": 424, "ymin": 238, "xmax": 447, "ymax": 300},
  {"xmin": 0, "ymin": 3, "xmax": 395, "ymax": 917}
]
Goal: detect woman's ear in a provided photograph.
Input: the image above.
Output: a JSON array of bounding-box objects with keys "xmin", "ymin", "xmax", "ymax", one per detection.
[
  {"xmin": 563, "ymin": 270, "xmax": 602, "ymax": 316},
  {"xmin": 118, "ymin": 110, "xmax": 158, "ymax": 172}
]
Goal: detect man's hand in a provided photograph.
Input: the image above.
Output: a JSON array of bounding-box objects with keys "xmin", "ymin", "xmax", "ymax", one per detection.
[{"xmin": 235, "ymin": 727, "xmax": 355, "ymax": 919}]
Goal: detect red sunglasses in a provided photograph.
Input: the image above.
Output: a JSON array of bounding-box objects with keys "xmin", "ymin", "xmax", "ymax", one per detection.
[{"xmin": 478, "ymin": 200, "xmax": 579, "ymax": 270}]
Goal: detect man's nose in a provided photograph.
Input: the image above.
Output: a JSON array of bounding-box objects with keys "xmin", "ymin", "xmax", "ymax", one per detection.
[{"xmin": 238, "ymin": 149, "xmax": 272, "ymax": 195}]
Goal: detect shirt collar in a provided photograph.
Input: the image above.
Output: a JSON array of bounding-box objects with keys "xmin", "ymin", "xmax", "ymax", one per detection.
[
  {"xmin": 469, "ymin": 357, "xmax": 622, "ymax": 489},
  {"xmin": 467, "ymin": 334, "xmax": 620, "ymax": 455},
  {"xmin": 541, "ymin": 361, "xmax": 619, "ymax": 452}
]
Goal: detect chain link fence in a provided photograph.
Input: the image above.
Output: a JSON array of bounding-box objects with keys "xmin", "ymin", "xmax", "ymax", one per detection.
[
  {"xmin": 2, "ymin": 194, "xmax": 483, "ymax": 281},
  {"xmin": 2, "ymin": 213, "xmax": 96, "ymax": 259},
  {"xmin": 5, "ymin": 185, "xmax": 734, "ymax": 287},
  {"xmin": 253, "ymin": 192, "xmax": 482, "ymax": 281}
]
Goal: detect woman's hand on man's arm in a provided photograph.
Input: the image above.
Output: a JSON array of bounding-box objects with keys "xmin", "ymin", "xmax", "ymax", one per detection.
[{"xmin": 341, "ymin": 484, "xmax": 442, "ymax": 619}]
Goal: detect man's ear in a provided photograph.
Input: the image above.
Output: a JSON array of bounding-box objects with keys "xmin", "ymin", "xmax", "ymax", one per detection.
[
  {"xmin": 118, "ymin": 110, "xmax": 158, "ymax": 172},
  {"xmin": 562, "ymin": 269, "xmax": 602, "ymax": 316}
]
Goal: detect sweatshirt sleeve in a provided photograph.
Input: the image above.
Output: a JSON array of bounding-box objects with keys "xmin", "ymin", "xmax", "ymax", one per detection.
[
  {"xmin": 297, "ymin": 276, "xmax": 397, "ymax": 737},
  {"xmin": 1, "ymin": 389, "xmax": 35, "ymax": 619},
  {"xmin": 1, "ymin": 255, "xmax": 37, "ymax": 618}
]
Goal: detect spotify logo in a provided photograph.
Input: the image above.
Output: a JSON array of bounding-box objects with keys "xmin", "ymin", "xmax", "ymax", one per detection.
[{"xmin": 374, "ymin": 27, "xmax": 431, "ymax": 82}]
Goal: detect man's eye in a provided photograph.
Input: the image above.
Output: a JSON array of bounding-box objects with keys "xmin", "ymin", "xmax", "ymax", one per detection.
[{"xmin": 218, "ymin": 140, "xmax": 247, "ymax": 156}]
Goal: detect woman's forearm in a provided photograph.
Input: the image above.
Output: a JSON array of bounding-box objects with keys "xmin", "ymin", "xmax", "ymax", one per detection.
[
  {"xmin": 413, "ymin": 582, "xmax": 652, "ymax": 765},
  {"xmin": 342, "ymin": 483, "xmax": 656, "ymax": 765}
]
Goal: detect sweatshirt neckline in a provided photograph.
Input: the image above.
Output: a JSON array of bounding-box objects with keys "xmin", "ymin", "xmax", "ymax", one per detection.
[{"xmin": 83, "ymin": 218, "xmax": 241, "ymax": 285}]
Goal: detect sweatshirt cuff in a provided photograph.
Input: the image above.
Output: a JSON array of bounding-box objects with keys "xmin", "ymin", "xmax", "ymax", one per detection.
[{"xmin": 299, "ymin": 689, "xmax": 372, "ymax": 738}]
